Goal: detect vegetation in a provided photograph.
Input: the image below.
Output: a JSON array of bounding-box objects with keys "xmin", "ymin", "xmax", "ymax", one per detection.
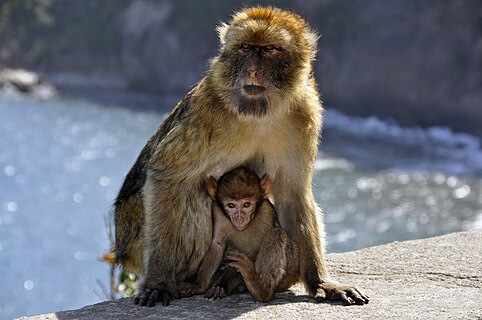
[
  {"xmin": 99, "ymin": 251, "xmax": 138, "ymax": 299},
  {"xmin": 0, "ymin": 0, "xmax": 127, "ymax": 70},
  {"xmin": 99, "ymin": 213, "xmax": 138, "ymax": 299}
]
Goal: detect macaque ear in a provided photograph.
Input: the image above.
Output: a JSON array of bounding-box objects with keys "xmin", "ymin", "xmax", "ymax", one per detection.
[
  {"xmin": 205, "ymin": 176, "xmax": 218, "ymax": 199},
  {"xmin": 260, "ymin": 174, "xmax": 272, "ymax": 198},
  {"xmin": 216, "ymin": 22, "xmax": 229, "ymax": 47}
]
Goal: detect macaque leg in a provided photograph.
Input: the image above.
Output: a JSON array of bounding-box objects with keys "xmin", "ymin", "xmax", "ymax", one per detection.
[
  {"xmin": 134, "ymin": 177, "xmax": 211, "ymax": 307},
  {"xmin": 179, "ymin": 239, "xmax": 224, "ymax": 298},
  {"xmin": 273, "ymin": 176, "xmax": 369, "ymax": 305}
]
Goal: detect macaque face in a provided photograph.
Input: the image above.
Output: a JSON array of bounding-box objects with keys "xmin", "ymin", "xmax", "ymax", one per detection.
[
  {"xmin": 236, "ymin": 43, "xmax": 284, "ymax": 94},
  {"xmin": 212, "ymin": 8, "xmax": 318, "ymax": 119},
  {"xmin": 215, "ymin": 17, "xmax": 307, "ymax": 117},
  {"xmin": 222, "ymin": 197, "xmax": 258, "ymax": 231},
  {"xmin": 223, "ymin": 41, "xmax": 295, "ymax": 117}
]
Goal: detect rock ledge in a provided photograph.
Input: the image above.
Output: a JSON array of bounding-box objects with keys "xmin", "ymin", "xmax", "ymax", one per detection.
[{"xmin": 18, "ymin": 230, "xmax": 482, "ymax": 320}]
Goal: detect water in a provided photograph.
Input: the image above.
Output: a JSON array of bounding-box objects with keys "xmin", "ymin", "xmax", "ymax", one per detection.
[
  {"xmin": 0, "ymin": 93, "xmax": 481, "ymax": 319},
  {"xmin": 316, "ymin": 109, "xmax": 482, "ymax": 252}
]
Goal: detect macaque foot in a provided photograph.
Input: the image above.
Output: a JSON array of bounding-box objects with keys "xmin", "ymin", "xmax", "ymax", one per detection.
[
  {"xmin": 314, "ymin": 281, "xmax": 369, "ymax": 305},
  {"xmin": 179, "ymin": 282, "xmax": 203, "ymax": 297},
  {"xmin": 205, "ymin": 265, "xmax": 245, "ymax": 299},
  {"xmin": 205, "ymin": 285, "xmax": 227, "ymax": 299},
  {"xmin": 134, "ymin": 284, "xmax": 179, "ymax": 307}
]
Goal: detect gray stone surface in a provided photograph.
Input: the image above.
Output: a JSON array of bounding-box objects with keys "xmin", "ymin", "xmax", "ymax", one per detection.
[{"xmin": 18, "ymin": 230, "xmax": 482, "ymax": 320}]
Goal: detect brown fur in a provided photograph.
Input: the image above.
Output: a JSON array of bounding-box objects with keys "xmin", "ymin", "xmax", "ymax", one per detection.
[
  {"xmin": 180, "ymin": 167, "xmax": 300, "ymax": 302},
  {"xmin": 116, "ymin": 6, "xmax": 368, "ymax": 307}
]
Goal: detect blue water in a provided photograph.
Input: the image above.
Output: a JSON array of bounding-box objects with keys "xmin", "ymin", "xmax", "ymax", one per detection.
[{"xmin": 0, "ymin": 94, "xmax": 481, "ymax": 319}]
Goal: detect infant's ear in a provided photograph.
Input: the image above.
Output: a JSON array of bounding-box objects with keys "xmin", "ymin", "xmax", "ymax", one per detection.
[
  {"xmin": 260, "ymin": 174, "xmax": 272, "ymax": 198},
  {"xmin": 205, "ymin": 176, "xmax": 218, "ymax": 199}
]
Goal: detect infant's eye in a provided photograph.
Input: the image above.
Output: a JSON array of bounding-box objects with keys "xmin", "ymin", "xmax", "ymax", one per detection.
[
  {"xmin": 227, "ymin": 203, "xmax": 236, "ymax": 209},
  {"xmin": 243, "ymin": 202, "xmax": 251, "ymax": 208}
]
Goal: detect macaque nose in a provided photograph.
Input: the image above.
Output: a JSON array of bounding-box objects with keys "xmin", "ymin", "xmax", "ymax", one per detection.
[
  {"xmin": 248, "ymin": 68, "xmax": 257, "ymax": 79},
  {"xmin": 246, "ymin": 65, "xmax": 261, "ymax": 86}
]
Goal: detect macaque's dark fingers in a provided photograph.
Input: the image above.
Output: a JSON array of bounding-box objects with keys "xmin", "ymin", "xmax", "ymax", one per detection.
[
  {"xmin": 216, "ymin": 287, "xmax": 225, "ymax": 299},
  {"xmin": 180, "ymin": 287, "xmax": 194, "ymax": 297},
  {"xmin": 228, "ymin": 261, "xmax": 243, "ymax": 272},
  {"xmin": 361, "ymin": 292, "xmax": 370, "ymax": 303},
  {"xmin": 347, "ymin": 288, "xmax": 369, "ymax": 305},
  {"xmin": 134, "ymin": 289, "xmax": 152, "ymax": 306},
  {"xmin": 227, "ymin": 250, "xmax": 250, "ymax": 262},
  {"xmin": 334, "ymin": 291, "xmax": 354, "ymax": 305},
  {"xmin": 171, "ymin": 288, "xmax": 180, "ymax": 300},
  {"xmin": 204, "ymin": 287, "xmax": 215, "ymax": 299},
  {"xmin": 146, "ymin": 290, "xmax": 160, "ymax": 307},
  {"xmin": 213, "ymin": 286, "xmax": 223, "ymax": 300},
  {"xmin": 317, "ymin": 283, "xmax": 370, "ymax": 305},
  {"xmin": 179, "ymin": 282, "xmax": 191, "ymax": 296},
  {"xmin": 314, "ymin": 291, "xmax": 326, "ymax": 302},
  {"xmin": 227, "ymin": 253, "xmax": 251, "ymax": 267},
  {"xmin": 338, "ymin": 290, "xmax": 355, "ymax": 305},
  {"xmin": 226, "ymin": 254, "xmax": 241, "ymax": 261},
  {"xmin": 161, "ymin": 291, "xmax": 171, "ymax": 306}
]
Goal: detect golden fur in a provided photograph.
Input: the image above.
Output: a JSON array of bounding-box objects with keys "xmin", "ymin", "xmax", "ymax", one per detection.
[{"xmin": 115, "ymin": 6, "xmax": 368, "ymax": 307}]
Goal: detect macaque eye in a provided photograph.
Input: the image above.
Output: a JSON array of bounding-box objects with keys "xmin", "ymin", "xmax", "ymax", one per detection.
[
  {"xmin": 243, "ymin": 202, "xmax": 251, "ymax": 208},
  {"xmin": 262, "ymin": 45, "xmax": 280, "ymax": 56},
  {"xmin": 239, "ymin": 44, "xmax": 251, "ymax": 53},
  {"xmin": 227, "ymin": 203, "xmax": 236, "ymax": 209}
]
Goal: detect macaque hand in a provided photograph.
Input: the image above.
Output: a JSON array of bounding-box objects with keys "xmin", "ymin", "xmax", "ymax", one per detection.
[
  {"xmin": 204, "ymin": 285, "xmax": 227, "ymax": 300},
  {"xmin": 134, "ymin": 286, "xmax": 178, "ymax": 307},
  {"xmin": 179, "ymin": 282, "xmax": 203, "ymax": 297},
  {"xmin": 227, "ymin": 250, "xmax": 255, "ymax": 278},
  {"xmin": 315, "ymin": 281, "xmax": 370, "ymax": 305}
]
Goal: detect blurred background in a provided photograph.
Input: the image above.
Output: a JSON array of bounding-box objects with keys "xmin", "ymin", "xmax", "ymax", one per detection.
[{"xmin": 0, "ymin": 0, "xmax": 481, "ymax": 319}]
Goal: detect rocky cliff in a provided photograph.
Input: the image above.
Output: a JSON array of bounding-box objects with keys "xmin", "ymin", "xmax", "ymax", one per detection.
[{"xmin": 1, "ymin": 0, "xmax": 481, "ymax": 136}]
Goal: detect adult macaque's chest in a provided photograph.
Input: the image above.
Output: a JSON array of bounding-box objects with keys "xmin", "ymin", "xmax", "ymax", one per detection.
[{"xmin": 207, "ymin": 115, "xmax": 300, "ymax": 178}]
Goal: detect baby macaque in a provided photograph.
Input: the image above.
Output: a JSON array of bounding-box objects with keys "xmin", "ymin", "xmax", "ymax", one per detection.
[{"xmin": 180, "ymin": 167, "xmax": 300, "ymax": 302}]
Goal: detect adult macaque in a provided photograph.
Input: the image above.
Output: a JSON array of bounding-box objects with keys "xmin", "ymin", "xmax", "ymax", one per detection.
[
  {"xmin": 180, "ymin": 167, "xmax": 300, "ymax": 302},
  {"xmin": 115, "ymin": 6, "xmax": 369, "ymax": 307}
]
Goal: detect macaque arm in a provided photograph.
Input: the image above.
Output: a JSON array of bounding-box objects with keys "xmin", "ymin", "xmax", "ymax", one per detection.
[
  {"xmin": 228, "ymin": 230, "xmax": 287, "ymax": 302},
  {"xmin": 194, "ymin": 239, "xmax": 225, "ymax": 291},
  {"xmin": 179, "ymin": 236, "xmax": 225, "ymax": 297},
  {"xmin": 227, "ymin": 250, "xmax": 275, "ymax": 302},
  {"xmin": 137, "ymin": 111, "xmax": 216, "ymax": 306},
  {"xmin": 227, "ymin": 250, "xmax": 270, "ymax": 302},
  {"xmin": 191, "ymin": 206, "xmax": 229, "ymax": 292}
]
